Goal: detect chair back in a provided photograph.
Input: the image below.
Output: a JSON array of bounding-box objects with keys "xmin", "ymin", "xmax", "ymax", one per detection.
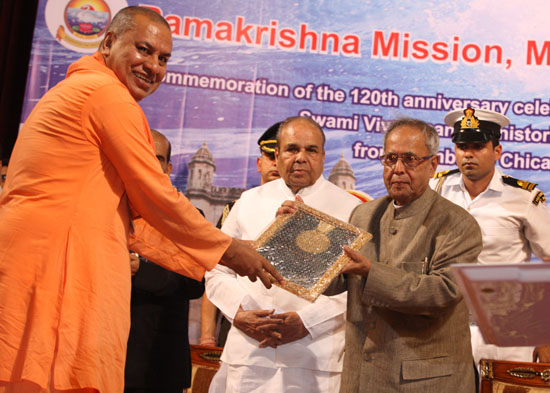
[
  {"xmin": 480, "ymin": 359, "xmax": 550, "ymax": 393},
  {"xmin": 189, "ymin": 345, "xmax": 223, "ymax": 393}
]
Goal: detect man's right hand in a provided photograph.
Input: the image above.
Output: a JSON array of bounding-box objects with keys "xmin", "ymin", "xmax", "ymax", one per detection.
[
  {"xmin": 341, "ymin": 246, "xmax": 372, "ymax": 277},
  {"xmin": 220, "ymin": 237, "xmax": 284, "ymax": 289}
]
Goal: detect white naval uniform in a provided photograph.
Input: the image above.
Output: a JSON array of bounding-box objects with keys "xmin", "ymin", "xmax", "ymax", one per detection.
[
  {"xmin": 205, "ymin": 176, "xmax": 361, "ymax": 393},
  {"xmin": 430, "ymin": 167, "xmax": 550, "ymax": 365}
]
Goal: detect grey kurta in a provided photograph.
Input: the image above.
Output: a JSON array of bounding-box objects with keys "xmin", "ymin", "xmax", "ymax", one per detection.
[{"xmin": 339, "ymin": 188, "xmax": 482, "ymax": 393}]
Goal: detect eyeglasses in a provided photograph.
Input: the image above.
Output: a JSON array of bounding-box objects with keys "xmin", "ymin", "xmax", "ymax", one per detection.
[{"xmin": 379, "ymin": 152, "xmax": 433, "ymax": 169}]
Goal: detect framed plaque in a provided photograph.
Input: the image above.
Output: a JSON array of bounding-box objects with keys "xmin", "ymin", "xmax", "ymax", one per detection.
[
  {"xmin": 253, "ymin": 202, "xmax": 372, "ymax": 302},
  {"xmin": 452, "ymin": 263, "xmax": 550, "ymax": 346}
]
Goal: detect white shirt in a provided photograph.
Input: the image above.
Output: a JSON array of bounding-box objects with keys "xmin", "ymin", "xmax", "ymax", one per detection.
[
  {"xmin": 430, "ymin": 167, "xmax": 550, "ymax": 264},
  {"xmin": 205, "ymin": 176, "xmax": 361, "ymax": 372}
]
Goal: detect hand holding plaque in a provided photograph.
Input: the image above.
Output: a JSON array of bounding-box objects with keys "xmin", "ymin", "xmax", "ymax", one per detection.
[{"xmin": 253, "ymin": 201, "xmax": 372, "ymax": 302}]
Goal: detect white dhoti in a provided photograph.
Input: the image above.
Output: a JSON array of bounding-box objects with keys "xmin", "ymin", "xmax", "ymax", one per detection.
[{"xmin": 209, "ymin": 362, "xmax": 341, "ymax": 393}]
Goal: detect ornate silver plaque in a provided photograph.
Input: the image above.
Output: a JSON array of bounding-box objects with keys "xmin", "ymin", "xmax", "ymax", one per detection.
[{"xmin": 253, "ymin": 202, "xmax": 372, "ymax": 302}]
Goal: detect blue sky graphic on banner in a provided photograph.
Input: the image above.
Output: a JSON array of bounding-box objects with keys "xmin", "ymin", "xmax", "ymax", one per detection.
[{"xmin": 23, "ymin": 0, "xmax": 550, "ymax": 223}]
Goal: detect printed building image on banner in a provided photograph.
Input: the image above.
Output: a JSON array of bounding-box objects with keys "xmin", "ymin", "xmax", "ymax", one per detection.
[{"xmin": 22, "ymin": 0, "xmax": 550, "ymax": 227}]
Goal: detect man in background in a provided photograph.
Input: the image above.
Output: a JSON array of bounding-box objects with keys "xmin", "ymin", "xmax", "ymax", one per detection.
[
  {"xmin": 125, "ymin": 130, "xmax": 204, "ymax": 393},
  {"xmin": 0, "ymin": 158, "xmax": 7, "ymax": 194},
  {"xmin": 206, "ymin": 116, "xmax": 361, "ymax": 392},
  {"xmin": 430, "ymin": 108, "xmax": 550, "ymax": 365},
  {"xmin": 200, "ymin": 122, "xmax": 281, "ymax": 347}
]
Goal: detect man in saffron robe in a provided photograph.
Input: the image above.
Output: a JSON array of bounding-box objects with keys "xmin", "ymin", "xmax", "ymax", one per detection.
[{"xmin": 0, "ymin": 6, "xmax": 280, "ymax": 393}]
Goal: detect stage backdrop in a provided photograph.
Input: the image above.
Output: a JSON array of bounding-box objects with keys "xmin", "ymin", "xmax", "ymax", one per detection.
[{"xmin": 22, "ymin": 0, "xmax": 550, "ymax": 225}]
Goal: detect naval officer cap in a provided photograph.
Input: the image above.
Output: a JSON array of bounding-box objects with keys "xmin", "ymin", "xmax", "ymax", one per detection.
[
  {"xmin": 445, "ymin": 107, "xmax": 510, "ymax": 144},
  {"xmin": 258, "ymin": 122, "xmax": 281, "ymax": 156}
]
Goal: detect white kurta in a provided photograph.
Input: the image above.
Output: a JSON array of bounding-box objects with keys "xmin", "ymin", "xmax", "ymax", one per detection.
[
  {"xmin": 205, "ymin": 176, "xmax": 361, "ymax": 393},
  {"xmin": 430, "ymin": 167, "xmax": 550, "ymax": 364}
]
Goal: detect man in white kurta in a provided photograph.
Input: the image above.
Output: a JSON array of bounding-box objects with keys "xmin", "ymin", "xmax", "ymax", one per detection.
[
  {"xmin": 205, "ymin": 117, "xmax": 361, "ymax": 393},
  {"xmin": 430, "ymin": 107, "xmax": 550, "ymax": 366}
]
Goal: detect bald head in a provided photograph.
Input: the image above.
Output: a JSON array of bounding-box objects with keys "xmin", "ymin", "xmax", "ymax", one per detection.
[
  {"xmin": 100, "ymin": 6, "xmax": 170, "ymax": 46},
  {"xmin": 276, "ymin": 117, "xmax": 326, "ymax": 149},
  {"xmin": 151, "ymin": 129, "xmax": 172, "ymax": 175}
]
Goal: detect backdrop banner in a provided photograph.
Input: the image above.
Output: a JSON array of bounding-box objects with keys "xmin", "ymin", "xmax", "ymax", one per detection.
[{"xmin": 22, "ymin": 0, "xmax": 550, "ymax": 226}]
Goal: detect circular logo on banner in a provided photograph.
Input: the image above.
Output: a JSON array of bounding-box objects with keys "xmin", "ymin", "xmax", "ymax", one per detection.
[{"xmin": 45, "ymin": 0, "xmax": 128, "ymax": 53}]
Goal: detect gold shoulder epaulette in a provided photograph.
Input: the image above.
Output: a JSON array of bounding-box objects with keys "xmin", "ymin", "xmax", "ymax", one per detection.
[
  {"xmin": 216, "ymin": 201, "xmax": 235, "ymax": 228},
  {"xmin": 433, "ymin": 168, "xmax": 460, "ymax": 179},
  {"xmin": 501, "ymin": 175, "xmax": 538, "ymax": 191},
  {"xmin": 533, "ymin": 191, "xmax": 546, "ymax": 206}
]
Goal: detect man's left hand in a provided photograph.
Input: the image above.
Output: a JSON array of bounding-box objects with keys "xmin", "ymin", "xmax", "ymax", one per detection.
[
  {"xmin": 129, "ymin": 252, "xmax": 140, "ymax": 276},
  {"xmin": 533, "ymin": 345, "xmax": 550, "ymax": 363},
  {"xmin": 220, "ymin": 238, "xmax": 284, "ymax": 288},
  {"xmin": 257, "ymin": 311, "xmax": 309, "ymax": 347},
  {"xmin": 275, "ymin": 195, "xmax": 304, "ymax": 217}
]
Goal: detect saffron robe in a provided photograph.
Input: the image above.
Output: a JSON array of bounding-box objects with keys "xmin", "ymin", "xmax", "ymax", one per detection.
[{"xmin": 0, "ymin": 52, "xmax": 231, "ymax": 392}]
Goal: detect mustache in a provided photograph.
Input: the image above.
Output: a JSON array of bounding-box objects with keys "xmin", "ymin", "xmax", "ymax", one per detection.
[{"xmin": 134, "ymin": 70, "xmax": 155, "ymax": 83}]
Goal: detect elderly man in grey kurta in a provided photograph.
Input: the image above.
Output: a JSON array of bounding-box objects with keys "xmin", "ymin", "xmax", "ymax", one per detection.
[{"xmin": 338, "ymin": 118, "xmax": 482, "ymax": 393}]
